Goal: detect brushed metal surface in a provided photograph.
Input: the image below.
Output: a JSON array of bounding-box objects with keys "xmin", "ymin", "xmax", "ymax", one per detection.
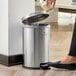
[{"xmin": 23, "ymin": 24, "xmax": 50, "ymax": 68}]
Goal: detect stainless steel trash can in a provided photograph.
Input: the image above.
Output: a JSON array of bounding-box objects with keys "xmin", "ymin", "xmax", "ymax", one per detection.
[{"xmin": 22, "ymin": 11, "xmax": 50, "ymax": 69}]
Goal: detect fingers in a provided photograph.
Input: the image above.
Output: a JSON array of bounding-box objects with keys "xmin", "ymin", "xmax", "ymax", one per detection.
[
  {"xmin": 53, "ymin": 0, "xmax": 56, "ymax": 6},
  {"xmin": 46, "ymin": 0, "xmax": 48, "ymax": 5},
  {"xmin": 46, "ymin": 0, "xmax": 56, "ymax": 6},
  {"xmin": 51, "ymin": 0, "xmax": 56, "ymax": 7}
]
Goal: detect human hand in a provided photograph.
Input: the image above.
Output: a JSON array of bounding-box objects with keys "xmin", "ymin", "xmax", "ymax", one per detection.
[
  {"xmin": 40, "ymin": 0, "xmax": 56, "ymax": 12},
  {"xmin": 46, "ymin": 0, "xmax": 56, "ymax": 7}
]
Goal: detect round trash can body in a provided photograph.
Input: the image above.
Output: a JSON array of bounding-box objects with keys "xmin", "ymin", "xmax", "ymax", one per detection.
[{"xmin": 23, "ymin": 24, "xmax": 50, "ymax": 69}]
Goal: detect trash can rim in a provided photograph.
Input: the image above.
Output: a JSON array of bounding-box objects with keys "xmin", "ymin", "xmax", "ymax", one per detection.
[
  {"xmin": 22, "ymin": 24, "xmax": 50, "ymax": 28},
  {"xmin": 22, "ymin": 11, "xmax": 49, "ymax": 25}
]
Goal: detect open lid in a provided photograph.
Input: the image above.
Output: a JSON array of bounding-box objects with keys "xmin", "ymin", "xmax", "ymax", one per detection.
[{"xmin": 22, "ymin": 11, "xmax": 49, "ymax": 25}]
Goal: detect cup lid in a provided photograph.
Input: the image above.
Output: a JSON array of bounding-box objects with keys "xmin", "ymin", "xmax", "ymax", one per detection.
[{"xmin": 22, "ymin": 11, "xmax": 49, "ymax": 25}]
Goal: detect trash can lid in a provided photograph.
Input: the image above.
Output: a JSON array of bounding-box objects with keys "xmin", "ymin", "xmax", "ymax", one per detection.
[{"xmin": 22, "ymin": 11, "xmax": 49, "ymax": 25}]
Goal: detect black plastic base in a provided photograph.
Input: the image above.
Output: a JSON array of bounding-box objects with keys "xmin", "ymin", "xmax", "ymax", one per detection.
[
  {"xmin": 23, "ymin": 66, "xmax": 51, "ymax": 70},
  {"xmin": 23, "ymin": 66, "xmax": 40, "ymax": 70}
]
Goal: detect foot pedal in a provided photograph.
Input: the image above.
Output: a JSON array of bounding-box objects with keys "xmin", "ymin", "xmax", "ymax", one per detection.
[{"xmin": 40, "ymin": 62, "xmax": 51, "ymax": 70}]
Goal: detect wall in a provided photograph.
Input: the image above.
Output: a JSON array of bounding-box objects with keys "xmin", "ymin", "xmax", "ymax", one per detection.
[
  {"xmin": 8, "ymin": 0, "xmax": 35, "ymax": 56},
  {"xmin": 56, "ymin": 0, "xmax": 72, "ymax": 5},
  {"xmin": 0, "ymin": 0, "xmax": 35, "ymax": 56},
  {"xmin": 0, "ymin": 0, "xmax": 8, "ymax": 55}
]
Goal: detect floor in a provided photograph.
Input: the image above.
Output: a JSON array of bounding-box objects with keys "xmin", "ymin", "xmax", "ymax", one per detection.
[
  {"xmin": 0, "ymin": 20, "xmax": 76, "ymax": 76},
  {"xmin": 50, "ymin": 22, "xmax": 73, "ymax": 61}
]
